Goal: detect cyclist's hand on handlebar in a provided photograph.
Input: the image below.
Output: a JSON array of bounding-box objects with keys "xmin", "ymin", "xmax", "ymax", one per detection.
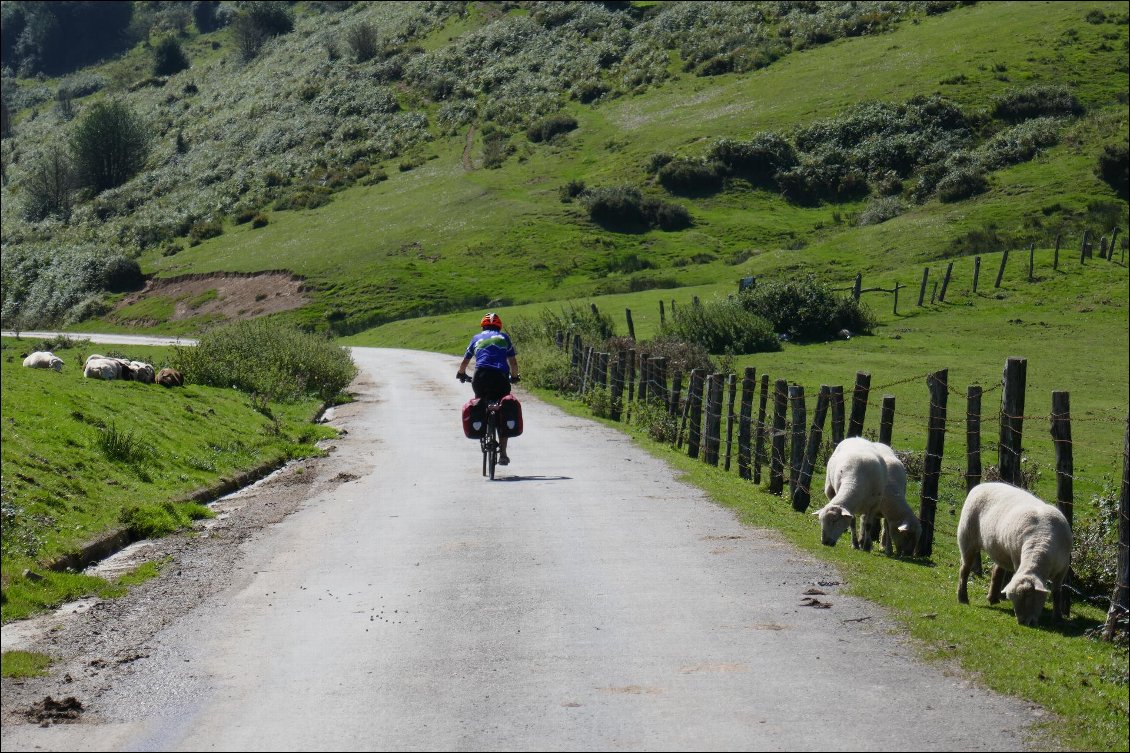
[
  {"xmin": 457, "ymin": 372, "xmax": 471, "ymax": 383},
  {"xmin": 509, "ymin": 374, "xmax": 521, "ymax": 384}
]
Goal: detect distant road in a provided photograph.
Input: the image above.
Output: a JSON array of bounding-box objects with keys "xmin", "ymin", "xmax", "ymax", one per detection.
[
  {"xmin": 1, "ymin": 331, "xmax": 197, "ymax": 347},
  {"xmin": 0, "ymin": 346, "xmax": 1039, "ymax": 751}
]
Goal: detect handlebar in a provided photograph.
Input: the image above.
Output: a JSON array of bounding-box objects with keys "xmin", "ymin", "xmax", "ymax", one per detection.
[{"xmin": 457, "ymin": 372, "xmax": 471, "ymax": 383}]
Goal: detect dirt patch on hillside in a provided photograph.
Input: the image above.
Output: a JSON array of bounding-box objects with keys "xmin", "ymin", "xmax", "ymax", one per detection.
[{"xmin": 114, "ymin": 272, "xmax": 308, "ymax": 324}]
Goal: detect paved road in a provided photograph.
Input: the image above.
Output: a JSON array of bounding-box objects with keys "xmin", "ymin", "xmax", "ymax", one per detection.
[{"xmin": 2, "ymin": 346, "xmax": 1038, "ymax": 751}]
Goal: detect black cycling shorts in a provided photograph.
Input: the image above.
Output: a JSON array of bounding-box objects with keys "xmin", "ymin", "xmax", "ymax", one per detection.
[{"xmin": 472, "ymin": 367, "xmax": 511, "ymax": 402}]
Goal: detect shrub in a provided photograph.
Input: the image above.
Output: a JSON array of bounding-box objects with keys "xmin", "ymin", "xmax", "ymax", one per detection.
[
  {"xmin": 1071, "ymin": 482, "xmax": 1120, "ymax": 598},
  {"xmin": 188, "ymin": 219, "xmax": 223, "ymax": 245},
  {"xmin": 708, "ymin": 133, "xmax": 797, "ymax": 186},
  {"xmin": 646, "ymin": 152, "xmax": 673, "ymax": 174},
  {"xmin": 192, "ymin": 1, "xmax": 222, "ymax": 33},
  {"xmin": 579, "ymin": 186, "xmax": 692, "ymax": 231},
  {"xmin": 1097, "ymin": 142, "xmax": 1129, "ymax": 199},
  {"xmin": 559, "ymin": 179, "xmax": 586, "ymax": 202},
  {"xmin": 638, "ymin": 335, "xmax": 715, "ymax": 374},
  {"xmin": 346, "ymin": 21, "xmax": 379, "ymax": 63},
  {"xmin": 631, "ymin": 399, "xmax": 679, "ymax": 443},
  {"xmin": 20, "ymin": 150, "xmax": 77, "ymax": 222},
  {"xmin": 516, "ymin": 339, "xmax": 574, "ymax": 392},
  {"xmin": 991, "ymin": 85, "xmax": 1083, "ymax": 122},
  {"xmin": 98, "ymin": 422, "xmax": 146, "ymax": 464},
  {"xmin": 858, "ymin": 196, "xmax": 904, "ymax": 226},
  {"xmin": 508, "ymin": 303, "xmax": 617, "ymax": 348},
  {"xmin": 936, "ymin": 166, "xmax": 988, "ymax": 202},
  {"xmin": 251, "ymin": 213, "xmax": 269, "ymax": 228},
  {"xmin": 274, "ymin": 187, "xmax": 332, "ymax": 211},
  {"xmin": 70, "ymin": 100, "xmax": 150, "ymax": 194},
  {"xmin": 739, "ymin": 275, "xmax": 877, "ymax": 341},
  {"xmin": 526, "ymin": 113, "xmax": 578, "ymax": 143},
  {"xmin": 172, "ymin": 320, "xmax": 357, "ymax": 402},
  {"xmin": 660, "ymin": 298, "xmax": 779, "ymax": 355},
  {"xmin": 152, "ymin": 36, "xmax": 189, "ymax": 76},
  {"xmin": 233, "ymin": 207, "xmax": 258, "ymax": 225},
  {"xmin": 976, "ymin": 118, "xmax": 1060, "ymax": 170},
  {"xmin": 656, "ymin": 157, "xmax": 724, "ymax": 195},
  {"xmin": 481, "ymin": 131, "xmax": 512, "ymax": 169}
]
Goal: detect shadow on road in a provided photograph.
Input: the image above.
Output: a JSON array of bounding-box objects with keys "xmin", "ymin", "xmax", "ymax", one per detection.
[{"xmin": 493, "ymin": 475, "xmax": 572, "ymax": 482}]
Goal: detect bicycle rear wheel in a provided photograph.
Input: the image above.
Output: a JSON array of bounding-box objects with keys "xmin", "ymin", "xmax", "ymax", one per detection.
[{"xmin": 487, "ymin": 418, "xmax": 498, "ymax": 480}]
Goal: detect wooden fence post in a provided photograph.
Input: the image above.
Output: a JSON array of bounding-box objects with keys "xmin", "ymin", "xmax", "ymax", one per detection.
[
  {"xmin": 705, "ymin": 374, "xmax": 725, "ymax": 466},
  {"xmin": 1102, "ymin": 413, "xmax": 1128, "ymax": 640},
  {"xmin": 1080, "ymin": 229, "xmax": 1089, "ymax": 264},
  {"xmin": 788, "ymin": 385, "xmax": 807, "ymax": 507},
  {"xmin": 738, "ymin": 367, "xmax": 756, "ymax": 480},
  {"xmin": 830, "ymin": 385, "xmax": 846, "ymax": 446},
  {"xmin": 893, "ymin": 282, "xmax": 902, "ymax": 315},
  {"xmin": 769, "ymin": 379, "xmax": 788, "ymax": 495},
  {"xmin": 724, "ymin": 374, "xmax": 738, "ymax": 472},
  {"xmin": 610, "ymin": 350, "xmax": 626, "ymax": 422},
  {"xmin": 994, "ymin": 249, "xmax": 1009, "ymax": 288},
  {"xmin": 1028, "ymin": 242, "xmax": 1035, "ymax": 281},
  {"xmin": 848, "ymin": 371, "xmax": 871, "ymax": 438},
  {"xmin": 973, "ymin": 256, "xmax": 982, "ymax": 293},
  {"xmin": 930, "ymin": 280, "xmax": 938, "ymax": 304},
  {"xmin": 670, "ymin": 369, "xmax": 683, "ymax": 418},
  {"xmin": 1051, "ymin": 390, "xmax": 1073, "ymax": 617},
  {"xmin": 659, "ymin": 300, "xmax": 666, "ymax": 327},
  {"xmin": 879, "ymin": 395, "xmax": 895, "ymax": 446},
  {"xmin": 939, "ymin": 262, "xmax": 953, "ymax": 302},
  {"xmin": 853, "ymin": 273, "xmax": 862, "ymax": 301},
  {"xmin": 966, "ymin": 385, "xmax": 982, "ymax": 492},
  {"xmin": 754, "ymin": 374, "xmax": 770, "ymax": 484},
  {"xmin": 999, "ymin": 357, "xmax": 1028, "ymax": 487},
  {"xmin": 1053, "ymin": 234, "xmax": 1061, "ymax": 271},
  {"xmin": 625, "ymin": 308, "xmax": 635, "ymax": 341},
  {"xmin": 796, "ymin": 386, "xmax": 830, "ymax": 512},
  {"xmin": 1109, "ymin": 227, "xmax": 1121, "ymax": 265},
  {"xmin": 1100, "ymin": 236, "xmax": 1108, "ymax": 260},
  {"xmin": 638, "ymin": 352, "xmax": 651, "ymax": 404},
  {"xmin": 554, "ymin": 330, "xmax": 564, "ymax": 350},
  {"xmin": 916, "ymin": 368, "xmax": 949, "ymax": 558},
  {"xmin": 918, "ymin": 267, "xmax": 929, "ymax": 306},
  {"xmin": 687, "ymin": 369, "xmax": 705, "ymax": 460}
]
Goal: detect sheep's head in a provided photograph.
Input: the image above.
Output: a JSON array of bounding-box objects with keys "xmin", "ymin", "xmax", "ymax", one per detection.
[
  {"xmin": 891, "ymin": 517, "xmax": 921, "ymax": 558},
  {"xmin": 1003, "ymin": 573, "xmax": 1049, "ymax": 627},
  {"xmin": 813, "ymin": 504, "xmax": 853, "ymax": 547}
]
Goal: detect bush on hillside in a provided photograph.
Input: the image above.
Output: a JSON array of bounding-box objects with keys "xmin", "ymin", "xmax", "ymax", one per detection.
[
  {"xmin": 20, "ymin": 149, "xmax": 78, "ymax": 222},
  {"xmin": 507, "ymin": 303, "xmax": 617, "ymax": 348},
  {"xmin": 656, "ymin": 157, "xmax": 724, "ymax": 195},
  {"xmin": 660, "ymin": 299, "xmax": 779, "ymax": 355},
  {"xmin": 346, "ymin": 21, "xmax": 379, "ymax": 63},
  {"xmin": 708, "ymin": 133, "xmax": 797, "ymax": 186},
  {"xmin": 70, "ymin": 100, "xmax": 151, "ymax": 194},
  {"xmin": 580, "ymin": 185, "xmax": 692, "ymax": 232},
  {"xmin": 637, "ymin": 335, "xmax": 716, "ymax": 374},
  {"xmin": 936, "ymin": 166, "xmax": 988, "ymax": 202},
  {"xmin": 975, "ymin": 117, "xmax": 1060, "ymax": 170},
  {"xmin": 192, "ymin": 1, "xmax": 222, "ymax": 33},
  {"xmin": 991, "ymin": 85, "xmax": 1083, "ymax": 123},
  {"xmin": 559, "ymin": 179, "xmax": 586, "ymax": 203},
  {"xmin": 173, "ymin": 320, "xmax": 357, "ymax": 402},
  {"xmin": 858, "ymin": 196, "xmax": 904, "ymax": 226},
  {"xmin": 739, "ymin": 275, "xmax": 876, "ymax": 342},
  {"xmin": 526, "ymin": 113, "xmax": 578, "ymax": 143},
  {"xmin": 1098, "ymin": 142, "xmax": 1129, "ymax": 199},
  {"xmin": 153, "ymin": 36, "xmax": 189, "ymax": 76}
]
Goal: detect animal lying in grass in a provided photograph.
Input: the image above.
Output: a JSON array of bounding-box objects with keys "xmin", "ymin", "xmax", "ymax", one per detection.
[
  {"xmin": 957, "ymin": 482, "xmax": 1071, "ymax": 626},
  {"xmin": 22, "ymin": 351, "xmax": 63, "ymax": 371},
  {"xmin": 156, "ymin": 368, "xmax": 184, "ymax": 387},
  {"xmin": 129, "ymin": 361, "xmax": 155, "ymax": 384},
  {"xmin": 813, "ymin": 437, "xmax": 921, "ymax": 557},
  {"xmin": 83, "ymin": 355, "xmax": 123, "ymax": 380}
]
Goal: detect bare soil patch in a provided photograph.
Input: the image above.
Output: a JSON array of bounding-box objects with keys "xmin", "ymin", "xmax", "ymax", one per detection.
[{"xmin": 114, "ymin": 272, "xmax": 309, "ymax": 324}]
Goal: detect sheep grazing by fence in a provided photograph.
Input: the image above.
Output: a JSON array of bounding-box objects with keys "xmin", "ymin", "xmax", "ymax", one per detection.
[
  {"xmin": 813, "ymin": 436, "xmax": 921, "ymax": 557},
  {"xmin": 957, "ymin": 482, "xmax": 1072, "ymax": 626},
  {"xmin": 22, "ymin": 351, "xmax": 64, "ymax": 371},
  {"xmin": 156, "ymin": 368, "xmax": 184, "ymax": 387}
]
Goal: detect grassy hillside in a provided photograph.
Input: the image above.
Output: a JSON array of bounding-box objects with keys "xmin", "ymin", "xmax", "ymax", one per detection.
[
  {"xmin": 0, "ymin": 336, "xmax": 335, "ymax": 621},
  {"xmin": 1, "ymin": 2, "xmax": 1125, "ymax": 334}
]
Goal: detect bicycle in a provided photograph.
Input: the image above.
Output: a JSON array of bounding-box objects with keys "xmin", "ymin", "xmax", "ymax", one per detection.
[{"xmin": 459, "ymin": 372, "xmax": 519, "ymax": 480}]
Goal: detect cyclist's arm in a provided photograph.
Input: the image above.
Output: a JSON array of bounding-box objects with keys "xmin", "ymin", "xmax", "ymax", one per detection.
[
  {"xmin": 457, "ymin": 356, "xmax": 472, "ymax": 378},
  {"xmin": 507, "ymin": 356, "xmax": 519, "ymax": 378}
]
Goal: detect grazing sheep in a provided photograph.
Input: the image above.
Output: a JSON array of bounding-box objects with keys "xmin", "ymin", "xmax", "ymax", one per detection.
[
  {"xmin": 129, "ymin": 361, "xmax": 155, "ymax": 384},
  {"xmin": 22, "ymin": 351, "xmax": 64, "ymax": 371},
  {"xmin": 156, "ymin": 368, "xmax": 184, "ymax": 387},
  {"xmin": 957, "ymin": 482, "xmax": 1071, "ymax": 626},
  {"xmin": 83, "ymin": 356, "xmax": 123, "ymax": 380},
  {"xmin": 813, "ymin": 436, "xmax": 921, "ymax": 556}
]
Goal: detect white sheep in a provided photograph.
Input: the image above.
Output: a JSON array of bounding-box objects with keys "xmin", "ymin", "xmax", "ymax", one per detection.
[
  {"xmin": 812, "ymin": 437, "xmax": 921, "ymax": 556},
  {"xmin": 129, "ymin": 361, "xmax": 155, "ymax": 384},
  {"xmin": 957, "ymin": 482, "xmax": 1071, "ymax": 626},
  {"xmin": 83, "ymin": 356, "xmax": 123, "ymax": 380},
  {"xmin": 22, "ymin": 351, "xmax": 63, "ymax": 371}
]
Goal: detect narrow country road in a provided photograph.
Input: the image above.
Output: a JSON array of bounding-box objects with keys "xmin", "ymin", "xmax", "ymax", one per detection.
[{"xmin": 1, "ymin": 346, "xmax": 1039, "ymax": 751}]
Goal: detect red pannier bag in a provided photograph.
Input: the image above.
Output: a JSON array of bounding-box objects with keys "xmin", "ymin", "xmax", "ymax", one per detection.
[
  {"xmin": 462, "ymin": 398, "xmax": 486, "ymax": 439},
  {"xmin": 498, "ymin": 394, "xmax": 523, "ymax": 438}
]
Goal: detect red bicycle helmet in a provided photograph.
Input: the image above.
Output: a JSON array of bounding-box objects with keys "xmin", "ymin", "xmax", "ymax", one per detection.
[{"xmin": 480, "ymin": 312, "xmax": 503, "ymax": 329}]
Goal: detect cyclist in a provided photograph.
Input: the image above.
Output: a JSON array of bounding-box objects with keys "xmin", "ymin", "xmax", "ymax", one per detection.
[{"xmin": 457, "ymin": 312, "xmax": 521, "ymax": 465}]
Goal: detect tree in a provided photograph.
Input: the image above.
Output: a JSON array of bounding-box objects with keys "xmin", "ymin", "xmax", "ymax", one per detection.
[
  {"xmin": 70, "ymin": 100, "xmax": 150, "ymax": 194},
  {"xmin": 153, "ymin": 35, "xmax": 189, "ymax": 76},
  {"xmin": 346, "ymin": 21, "xmax": 378, "ymax": 63},
  {"xmin": 21, "ymin": 149, "xmax": 77, "ymax": 221}
]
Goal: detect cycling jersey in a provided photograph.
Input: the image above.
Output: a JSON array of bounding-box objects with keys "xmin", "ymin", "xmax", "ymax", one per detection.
[{"xmin": 464, "ymin": 330, "xmax": 516, "ymax": 373}]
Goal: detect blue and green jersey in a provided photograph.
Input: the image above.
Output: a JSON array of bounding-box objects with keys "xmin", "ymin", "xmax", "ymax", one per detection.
[{"xmin": 465, "ymin": 330, "xmax": 517, "ymax": 373}]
